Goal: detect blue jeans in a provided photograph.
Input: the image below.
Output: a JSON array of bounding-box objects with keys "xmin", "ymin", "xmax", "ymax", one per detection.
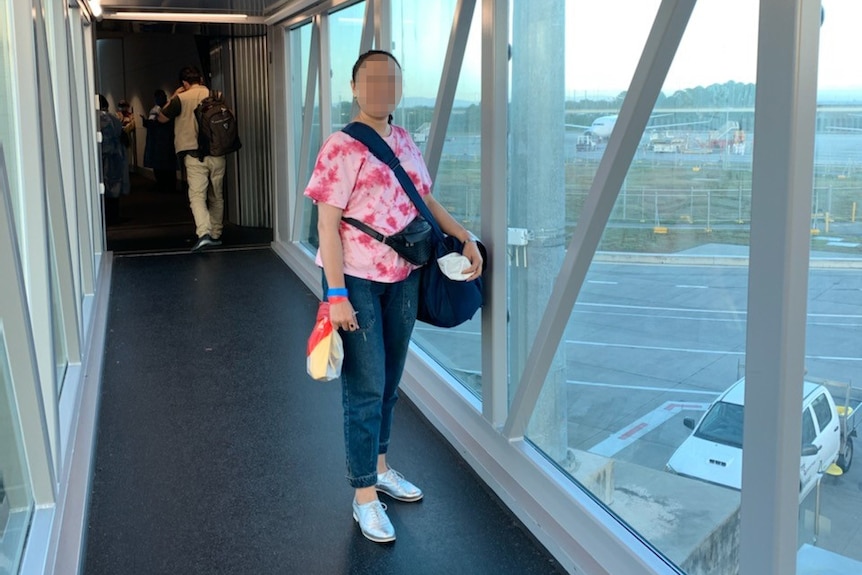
[{"xmin": 324, "ymin": 271, "xmax": 420, "ymax": 488}]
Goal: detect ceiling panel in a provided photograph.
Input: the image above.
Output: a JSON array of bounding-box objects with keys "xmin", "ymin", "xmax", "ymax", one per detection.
[{"xmin": 95, "ymin": 0, "xmax": 303, "ymax": 17}]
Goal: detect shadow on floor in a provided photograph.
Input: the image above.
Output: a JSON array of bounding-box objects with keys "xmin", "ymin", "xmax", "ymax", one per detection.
[{"xmin": 106, "ymin": 170, "xmax": 272, "ymax": 254}]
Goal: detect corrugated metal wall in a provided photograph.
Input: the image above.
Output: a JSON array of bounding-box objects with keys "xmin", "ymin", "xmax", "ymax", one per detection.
[
  {"xmin": 211, "ymin": 35, "xmax": 272, "ymax": 228},
  {"xmin": 232, "ymin": 36, "xmax": 272, "ymax": 228}
]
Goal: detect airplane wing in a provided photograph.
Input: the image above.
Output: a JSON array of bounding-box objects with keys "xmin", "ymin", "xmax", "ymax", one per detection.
[
  {"xmin": 645, "ymin": 119, "xmax": 711, "ymax": 130},
  {"xmin": 565, "ymin": 123, "xmax": 592, "ymax": 130}
]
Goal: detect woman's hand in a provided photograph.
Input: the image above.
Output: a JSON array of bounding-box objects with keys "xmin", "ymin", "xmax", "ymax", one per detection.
[
  {"xmin": 424, "ymin": 195, "xmax": 484, "ymax": 280},
  {"xmin": 461, "ymin": 240, "xmax": 483, "ymax": 281},
  {"xmin": 329, "ymin": 299, "xmax": 359, "ymax": 332}
]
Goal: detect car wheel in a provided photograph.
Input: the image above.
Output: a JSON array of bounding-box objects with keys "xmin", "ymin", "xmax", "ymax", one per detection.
[{"xmin": 838, "ymin": 438, "xmax": 853, "ymax": 472}]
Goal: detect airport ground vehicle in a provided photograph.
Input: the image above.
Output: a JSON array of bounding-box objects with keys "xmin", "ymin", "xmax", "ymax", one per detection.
[
  {"xmin": 666, "ymin": 377, "xmax": 861, "ymax": 499},
  {"xmin": 576, "ymin": 135, "xmax": 597, "ymax": 151},
  {"xmin": 812, "ymin": 377, "xmax": 861, "ymax": 473}
]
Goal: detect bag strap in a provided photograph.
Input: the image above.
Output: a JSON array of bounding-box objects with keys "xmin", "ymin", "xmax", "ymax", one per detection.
[
  {"xmin": 341, "ymin": 122, "xmax": 445, "ymax": 243},
  {"xmin": 342, "ymin": 216, "xmax": 386, "ymax": 243}
]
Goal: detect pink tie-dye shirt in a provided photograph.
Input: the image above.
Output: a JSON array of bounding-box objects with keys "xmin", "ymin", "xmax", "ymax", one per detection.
[{"xmin": 304, "ymin": 125, "xmax": 433, "ymax": 283}]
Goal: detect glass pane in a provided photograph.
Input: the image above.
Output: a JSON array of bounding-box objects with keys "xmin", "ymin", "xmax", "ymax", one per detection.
[
  {"xmin": 290, "ymin": 21, "xmax": 320, "ymax": 247},
  {"xmin": 798, "ymin": 2, "xmax": 862, "ymax": 567},
  {"xmin": 391, "ymin": 0, "xmax": 455, "ymax": 155},
  {"xmin": 34, "ymin": 0, "xmax": 70, "ymax": 395},
  {"xmin": 394, "ymin": 0, "xmax": 483, "ymax": 398},
  {"xmin": 0, "ymin": 330, "xmax": 35, "ymax": 572},
  {"xmin": 287, "ymin": 22, "xmax": 317, "ymax": 245},
  {"xmin": 513, "ymin": 1, "xmax": 758, "ymax": 571},
  {"xmin": 0, "ymin": 0, "xmax": 21, "ymax": 238},
  {"xmin": 297, "ymin": 0, "xmax": 367, "ymax": 250},
  {"xmin": 290, "ymin": 22, "xmax": 312, "ymax": 193},
  {"xmin": 330, "ymin": 2, "xmax": 365, "ymax": 131},
  {"xmin": 49, "ymin": 222, "xmax": 68, "ymax": 390}
]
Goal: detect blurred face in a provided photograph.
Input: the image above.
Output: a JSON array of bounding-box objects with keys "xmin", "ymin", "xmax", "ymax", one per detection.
[{"xmin": 351, "ymin": 55, "xmax": 402, "ymax": 120}]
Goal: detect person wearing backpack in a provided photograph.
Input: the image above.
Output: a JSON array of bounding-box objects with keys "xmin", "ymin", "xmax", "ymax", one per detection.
[{"xmin": 158, "ymin": 65, "xmax": 225, "ymax": 251}]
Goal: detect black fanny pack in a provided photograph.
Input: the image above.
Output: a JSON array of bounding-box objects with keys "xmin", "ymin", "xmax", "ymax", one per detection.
[{"xmin": 343, "ymin": 216, "xmax": 434, "ymax": 266}]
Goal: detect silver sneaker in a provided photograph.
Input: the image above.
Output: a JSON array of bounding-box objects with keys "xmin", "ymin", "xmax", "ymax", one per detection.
[
  {"xmin": 376, "ymin": 468, "xmax": 423, "ymax": 502},
  {"xmin": 352, "ymin": 499, "xmax": 396, "ymax": 543}
]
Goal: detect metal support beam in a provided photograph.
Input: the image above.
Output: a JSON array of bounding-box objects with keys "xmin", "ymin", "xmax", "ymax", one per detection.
[
  {"xmin": 318, "ymin": 13, "xmax": 332, "ymax": 136},
  {"xmin": 425, "ymin": 0, "xmax": 476, "ymax": 181},
  {"xmin": 67, "ymin": 5, "xmax": 95, "ymax": 298},
  {"xmin": 503, "ymin": 0, "xmax": 697, "ymax": 440},
  {"xmin": 739, "ymin": 1, "xmax": 821, "ymax": 573},
  {"xmin": 352, "ymin": 0, "xmax": 376, "ymax": 119},
  {"xmin": 480, "ymin": 0, "xmax": 508, "ymax": 427},
  {"xmin": 359, "ymin": 0, "xmax": 375, "ymax": 54},
  {"xmin": 292, "ymin": 18, "xmax": 320, "ymax": 237},
  {"xmin": 374, "ymin": 0, "xmax": 391, "ymax": 52},
  {"xmin": 0, "ymin": 146, "xmax": 57, "ymax": 505},
  {"xmin": 12, "ymin": 0, "xmax": 62, "ymax": 481}
]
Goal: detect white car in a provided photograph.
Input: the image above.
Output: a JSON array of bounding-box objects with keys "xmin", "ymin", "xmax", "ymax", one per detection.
[{"xmin": 666, "ymin": 378, "xmax": 843, "ymax": 500}]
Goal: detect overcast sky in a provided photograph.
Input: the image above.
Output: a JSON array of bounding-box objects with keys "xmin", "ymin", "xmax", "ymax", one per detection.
[
  {"xmin": 332, "ymin": 0, "xmax": 862, "ymax": 104},
  {"xmin": 567, "ymin": 0, "xmax": 861, "ymax": 97}
]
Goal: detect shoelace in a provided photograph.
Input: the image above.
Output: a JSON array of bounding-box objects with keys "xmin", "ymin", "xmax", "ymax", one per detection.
[
  {"xmin": 366, "ymin": 501, "xmax": 389, "ymax": 526},
  {"xmin": 381, "ymin": 469, "xmax": 404, "ymax": 483}
]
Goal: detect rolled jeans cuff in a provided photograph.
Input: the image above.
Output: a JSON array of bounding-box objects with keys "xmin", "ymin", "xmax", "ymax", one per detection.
[{"xmin": 348, "ymin": 472, "xmax": 379, "ymax": 489}]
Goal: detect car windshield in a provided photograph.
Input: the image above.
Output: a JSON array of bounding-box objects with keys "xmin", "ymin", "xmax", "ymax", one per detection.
[{"xmin": 694, "ymin": 401, "xmax": 744, "ymax": 448}]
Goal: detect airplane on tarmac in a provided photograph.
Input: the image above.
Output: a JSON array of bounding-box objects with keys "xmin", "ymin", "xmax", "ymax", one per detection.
[{"xmin": 567, "ymin": 113, "xmax": 709, "ymax": 141}]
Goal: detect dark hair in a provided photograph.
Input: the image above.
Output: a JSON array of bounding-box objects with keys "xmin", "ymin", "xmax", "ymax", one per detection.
[
  {"xmin": 351, "ymin": 50, "xmax": 401, "ymax": 124},
  {"xmin": 179, "ymin": 66, "xmax": 203, "ymax": 85},
  {"xmin": 154, "ymin": 89, "xmax": 168, "ymax": 107},
  {"xmin": 98, "ymin": 94, "xmax": 108, "ymax": 111},
  {"xmin": 351, "ymin": 50, "xmax": 401, "ymax": 83}
]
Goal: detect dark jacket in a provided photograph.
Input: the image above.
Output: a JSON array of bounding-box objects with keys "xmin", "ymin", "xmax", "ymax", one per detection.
[
  {"xmin": 99, "ymin": 110, "xmax": 130, "ymax": 198},
  {"xmin": 143, "ymin": 105, "xmax": 177, "ymax": 171}
]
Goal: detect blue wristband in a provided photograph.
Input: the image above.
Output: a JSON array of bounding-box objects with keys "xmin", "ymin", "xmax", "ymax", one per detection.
[{"xmin": 327, "ymin": 287, "xmax": 348, "ymax": 297}]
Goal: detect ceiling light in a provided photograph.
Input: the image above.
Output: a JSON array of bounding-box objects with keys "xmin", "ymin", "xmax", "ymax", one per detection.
[
  {"xmin": 105, "ymin": 12, "xmax": 263, "ymax": 24},
  {"xmin": 87, "ymin": 0, "xmax": 102, "ymax": 18}
]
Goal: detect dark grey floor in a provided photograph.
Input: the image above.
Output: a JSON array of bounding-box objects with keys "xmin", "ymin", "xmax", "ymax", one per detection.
[
  {"xmin": 83, "ymin": 248, "xmax": 566, "ymax": 575},
  {"xmin": 105, "ymin": 171, "xmax": 272, "ymax": 254}
]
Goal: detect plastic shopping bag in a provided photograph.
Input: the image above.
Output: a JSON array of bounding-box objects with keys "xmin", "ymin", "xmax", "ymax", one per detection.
[{"xmin": 306, "ymin": 302, "xmax": 344, "ymax": 381}]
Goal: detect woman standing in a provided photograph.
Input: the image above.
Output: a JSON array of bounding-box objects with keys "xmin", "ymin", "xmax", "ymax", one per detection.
[{"xmin": 303, "ymin": 50, "xmax": 483, "ymax": 543}]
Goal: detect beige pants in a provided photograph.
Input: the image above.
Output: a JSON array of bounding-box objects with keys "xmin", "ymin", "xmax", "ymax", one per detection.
[{"xmin": 184, "ymin": 154, "xmax": 226, "ymax": 238}]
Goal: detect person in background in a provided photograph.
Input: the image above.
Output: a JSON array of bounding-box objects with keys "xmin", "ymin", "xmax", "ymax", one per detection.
[
  {"xmin": 98, "ymin": 94, "xmax": 130, "ymax": 225},
  {"xmin": 303, "ymin": 50, "xmax": 482, "ymax": 544},
  {"xmin": 159, "ymin": 66, "xmax": 225, "ymax": 252},
  {"xmin": 141, "ymin": 89, "xmax": 177, "ymax": 193},
  {"xmin": 117, "ymin": 99, "xmax": 136, "ymax": 147}
]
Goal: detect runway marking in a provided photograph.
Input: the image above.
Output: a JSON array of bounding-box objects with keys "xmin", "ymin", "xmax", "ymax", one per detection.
[
  {"xmin": 619, "ymin": 422, "xmax": 648, "ymax": 440},
  {"xmin": 567, "ymin": 380, "xmax": 721, "ymax": 396},
  {"xmin": 589, "ymin": 400, "xmax": 711, "ymax": 457},
  {"xmin": 566, "ymin": 340, "xmax": 862, "ymax": 362},
  {"xmin": 573, "ymin": 307, "xmax": 862, "ymax": 328},
  {"xmin": 579, "ymin": 301, "xmax": 862, "ymax": 321},
  {"xmin": 572, "ymin": 309, "xmax": 743, "ymax": 323},
  {"xmin": 414, "ymin": 329, "xmax": 862, "ymax": 362},
  {"xmin": 588, "ymin": 280, "xmax": 618, "ymax": 285},
  {"xmin": 675, "ymin": 284, "xmax": 708, "ymax": 289},
  {"xmin": 578, "ymin": 301, "xmax": 746, "ymax": 316},
  {"xmin": 566, "ymin": 339, "xmax": 743, "ymax": 355}
]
